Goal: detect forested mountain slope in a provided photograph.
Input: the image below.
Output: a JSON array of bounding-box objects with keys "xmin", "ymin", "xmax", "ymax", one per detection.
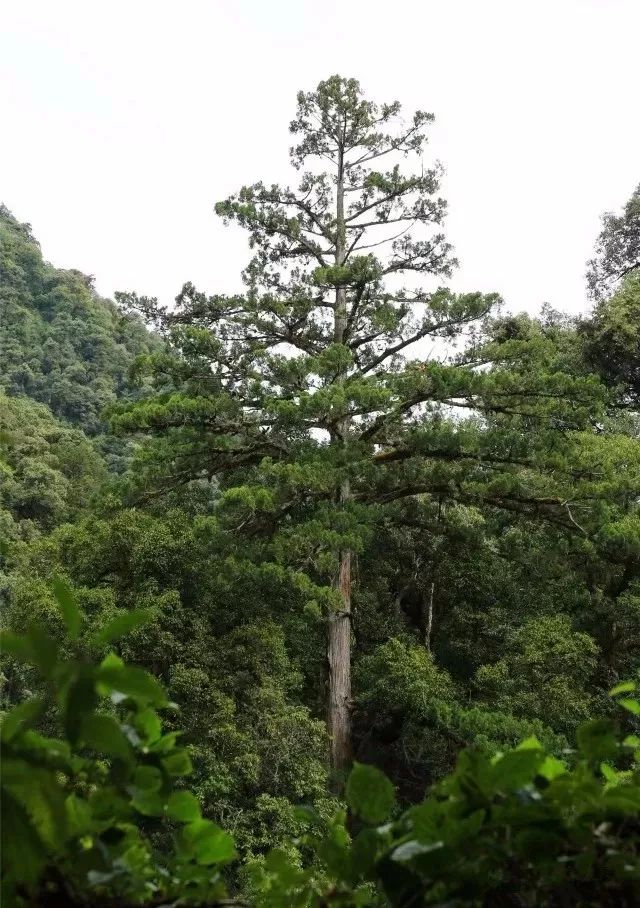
[
  {"xmin": 0, "ymin": 205, "xmax": 157, "ymax": 437},
  {"xmin": 0, "ymin": 206, "xmax": 159, "ymax": 540}
]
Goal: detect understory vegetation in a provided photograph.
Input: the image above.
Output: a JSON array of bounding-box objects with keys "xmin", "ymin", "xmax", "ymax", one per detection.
[{"xmin": 1, "ymin": 76, "xmax": 639, "ymax": 906}]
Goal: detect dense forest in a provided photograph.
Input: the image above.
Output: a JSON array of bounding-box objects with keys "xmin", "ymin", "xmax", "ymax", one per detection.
[{"xmin": 1, "ymin": 77, "xmax": 639, "ymax": 906}]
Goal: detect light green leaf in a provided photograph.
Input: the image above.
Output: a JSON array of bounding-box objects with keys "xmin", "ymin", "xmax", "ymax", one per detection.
[
  {"xmin": 92, "ymin": 609, "xmax": 153, "ymax": 647},
  {"xmin": 491, "ymin": 747, "xmax": 544, "ymax": 789},
  {"xmin": 609, "ymin": 680, "xmax": 636, "ymax": 697},
  {"xmin": 131, "ymin": 791, "xmax": 165, "ymax": 817},
  {"xmin": 132, "ymin": 765, "xmax": 163, "ymax": 792},
  {"xmin": 96, "ymin": 665, "xmax": 167, "ymax": 706},
  {"xmin": 135, "ymin": 708, "xmax": 162, "ymax": 744},
  {"xmin": 80, "ymin": 714, "xmax": 132, "ymax": 761},
  {"xmin": 346, "ymin": 762, "xmax": 396, "ymax": 824},
  {"xmin": 166, "ymin": 791, "xmax": 201, "ymax": 822},
  {"xmin": 538, "ymin": 755, "xmax": 567, "ymax": 781},
  {"xmin": 516, "ymin": 736, "xmax": 543, "ymax": 751},
  {"xmin": 162, "ymin": 749, "xmax": 193, "ymax": 777},
  {"xmin": 185, "ymin": 820, "xmax": 236, "ymax": 865}
]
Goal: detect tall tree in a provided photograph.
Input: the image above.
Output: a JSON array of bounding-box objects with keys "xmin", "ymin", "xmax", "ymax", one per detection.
[
  {"xmin": 586, "ymin": 183, "xmax": 640, "ymax": 302},
  {"xmin": 583, "ymin": 184, "xmax": 640, "ymax": 408},
  {"xmin": 114, "ymin": 77, "xmax": 601, "ymax": 774}
]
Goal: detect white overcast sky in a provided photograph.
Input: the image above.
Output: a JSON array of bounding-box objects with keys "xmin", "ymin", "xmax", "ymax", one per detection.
[{"xmin": 1, "ymin": 0, "xmax": 638, "ymax": 317}]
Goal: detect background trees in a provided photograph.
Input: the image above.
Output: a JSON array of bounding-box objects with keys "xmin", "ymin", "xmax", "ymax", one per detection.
[
  {"xmin": 0, "ymin": 206, "xmax": 157, "ymax": 443},
  {"xmin": 586, "ymin": 183, "xmax": 639, "ymax": 302}
]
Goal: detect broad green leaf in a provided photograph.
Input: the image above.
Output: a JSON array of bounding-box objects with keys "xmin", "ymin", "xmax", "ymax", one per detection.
[
  {"xmin": 316, "ymin": 834, "xmax": 352, "ymax": 882},
  {"xmin": 1, "ymin": 758, "xmax": 68, "ymax": 850},
  {"xmin": 1, "ymin": 792, "xmax": 47, "ymax": 886},
  {"xmin": 149, "ymin": 731, "xmax": 181, "ymax": 754},
  {"xmin": 491, "ymin": 747, "xmax": 544, "ymax": 790},
  {"xmin": 600, "ymin": 762, "xmax": 618, "ymax": 782},
  {"xmin": 52, "ymin": 577, "xmax": 82, "ymax": 640},
  {"xmin": 184, "ymin": 820, "xmax": 236, "ymax": 865},
  {"xmin": 134, "ymin": 708, "xmax": 162, "ymax": 744},
  {"xmin": 26, "ymin": 624, "xmax": 58, "ymax": 677},
  {"xmin": 1, "ymin": 698, "xmax": 45, "ymax": 742},
  {"xmin": 577, "ymin": 719, "xmax": 618, "ymax": 762},
  {"xmin": 162, "ymin": 748, "xmax": 193, "ymax": 777},
  {"xmin": 88, "ymin": 788, "xmax": 130, "ymax": 822},
  {"xmin": 100, "ymin": 651, "xmax": 124, "ymax": 669},
  {"xmin": 96, "ymin": 665, "xmax": 167, "ymax": 706},
  {"xmin": 19, "ymin": 731, "xmax": 70, "ymax": 761},
  {"xmin": 132, "ymin": 765, "xmax": 163, "ymax": 792},
  {"xmin": 516, "ymin": 735, "xmax": 543, "ymax": 751},
  {"xmin": 617, "ymin": 697, "xmax": 640, "ymax": 716},
  {"xmin": 350, "ymin": 827, "xmax": 385, "ymax": 876},
  {"xmin": 64, "ymin": 673, "xmax": 98, "ymax": 743},
  {"xmin": 346, "ymin": 762, "xmax": 396, "ymax": 824},
  {"xmin": 538, "ymin": 755, "xmax": 567, "ymax": 781},
  {"xmin": 92, "ymin": 609, "xmax": 153, "ymax": 647},
  {"xmin": 131, "ymin": 790, "xmax": 165, "ymax": 817},
  {"xmin": 65, "ymin": 794, "xmax": 92, "ymax": 836},
  {"xmin": 166, "ymin": 790, "xmax": 201, "ymax": 822},
  {"xmin": 80, "ymin": 714, "xmax": 132, "ymax": 761},
  {"xmin": 609, "ymin": 680, "xmax": 636, "ymax": 696},
  {"xmin": 602, "ymin": 787, "xmax": 640, "ymax": 811},
  {"xmin": 409, "ymin": 801, "xmax": 442, "ymax": 842}
]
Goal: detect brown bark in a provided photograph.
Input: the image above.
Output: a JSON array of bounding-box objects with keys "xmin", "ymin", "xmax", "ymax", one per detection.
[
  {"xmin": 328, "ymin": 481, "xmax": 352, "ymax": 775},
  {"xmin": 327, "ymin": 131, "xmax": 353, "ymax": 776},
  {"xmin": 424, "ymin": 580, "xmax": 435, "ymax": 651}
]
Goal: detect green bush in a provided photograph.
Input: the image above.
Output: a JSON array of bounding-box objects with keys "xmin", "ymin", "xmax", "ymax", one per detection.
[{"xmin": 2, "ymin": 585, "xmax": 639, "ymax": 906}]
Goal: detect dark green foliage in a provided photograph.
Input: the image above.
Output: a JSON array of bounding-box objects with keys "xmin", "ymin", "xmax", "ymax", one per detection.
[
  {"xmin": 257, "ymin": 699, "xmax": 640, "ymax": 906},
  {"xmin": 582, "ymin": 271, "xmax": 640, "ymax": 407},
  {"xmin": 2, "ymin": 508, "xmax": 330, "ymax": 857},
  {"xmin": 0, "ymin": 205, "xmax": 157, "ymax": 440},
  {"xmin": 0, "ymin": 393, "xmax": 106, "ymax": 541},
  {"xmin": 586, "ymin": 183, "xmax": 639, "ymax": 302},
  {"xmin": 1, "ymin": 76, "xmax": 639, "ymax": 908},
  {"xmin": 1, "ymin": 584, "xmax": 236, "ymax": 908},
  {"xmin": 3, "ymin": 588, "xmax": 638, "ymax": 907}
]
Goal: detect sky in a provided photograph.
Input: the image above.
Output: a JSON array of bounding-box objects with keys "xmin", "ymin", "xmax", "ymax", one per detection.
[{"xmin": 1, "ymin": 0, "xmax": 638, "ymax": 318}]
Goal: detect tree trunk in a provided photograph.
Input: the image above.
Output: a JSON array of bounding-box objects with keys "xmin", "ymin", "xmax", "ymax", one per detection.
[
  {"xmin": 328, "ymin": 478, "xmax": 352, "ymax": 775},
  {"xmin": 327, "ymin": 137, "xmax": 353, "ymax": 776},
  {"xmin": 424, "ymin": 580, "xmax": 435, "ymax": 651}
]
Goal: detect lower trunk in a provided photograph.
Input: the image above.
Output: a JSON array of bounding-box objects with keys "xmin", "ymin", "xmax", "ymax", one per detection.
[
  {"xmin": 328, "ymin": 479, "xmax": 352, "ymax": 777},
  {"xmin": 424, "ymin": 580, "xmax": 435, "ymax": 651}
]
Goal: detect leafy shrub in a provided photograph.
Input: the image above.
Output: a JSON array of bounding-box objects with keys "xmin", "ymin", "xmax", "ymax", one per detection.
[
  {"xmin": 1, "ymin": 582, "xmax": 236, "ymax": 907},
  {"xmin": 2, "ymin": 586, "xmax": 639, "ymax": 907}
]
